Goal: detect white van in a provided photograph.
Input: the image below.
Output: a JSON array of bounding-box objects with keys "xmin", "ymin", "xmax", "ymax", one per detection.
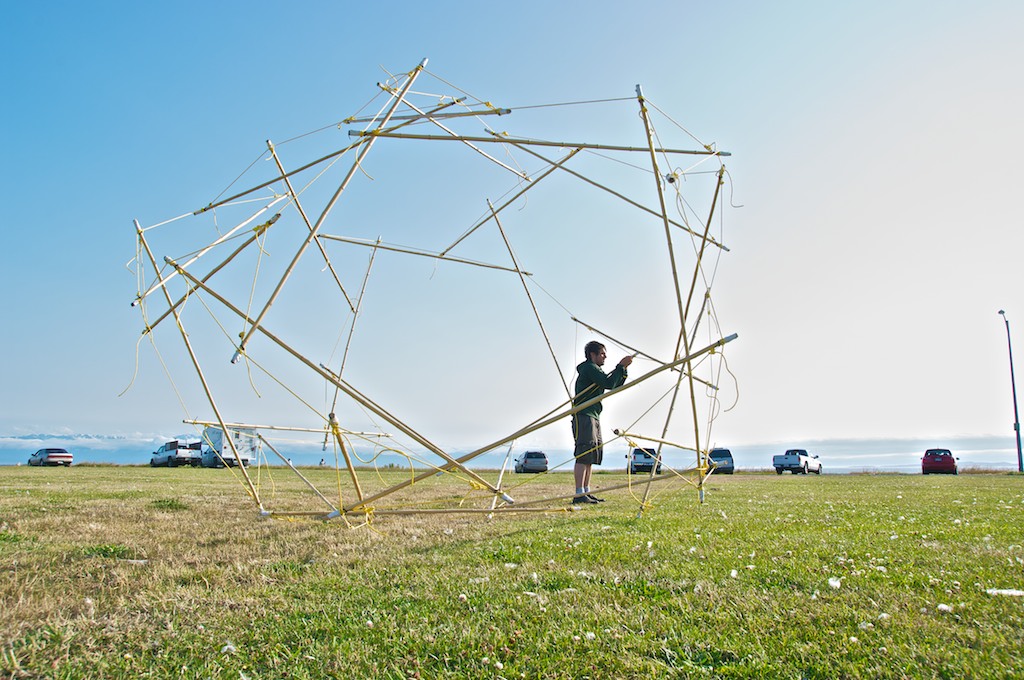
[{"xmin": 200, "ymin": 427, "xmax": 256, "ymax": 468}]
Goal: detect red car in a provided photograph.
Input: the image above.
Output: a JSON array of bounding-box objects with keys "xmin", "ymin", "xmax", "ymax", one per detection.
[{"xmin": 921, "ymin": 448, "xmax": 957, "ymax": 475}]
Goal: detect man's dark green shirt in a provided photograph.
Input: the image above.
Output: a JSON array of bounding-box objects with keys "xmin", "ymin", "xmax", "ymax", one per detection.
[{"xmin": 573, "ymin": 360, "xmax": 627, "ymax": 419}]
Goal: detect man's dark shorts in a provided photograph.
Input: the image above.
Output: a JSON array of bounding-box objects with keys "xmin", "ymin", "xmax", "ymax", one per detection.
[{"xmin": 572, "ymin": 414, "xmax": 603, "ymax": 465}]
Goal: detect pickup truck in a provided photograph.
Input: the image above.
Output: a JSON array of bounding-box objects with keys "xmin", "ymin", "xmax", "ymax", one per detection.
[{"xmin": 773, "ymin": 449, "xmax": 822, "ymax": 475}]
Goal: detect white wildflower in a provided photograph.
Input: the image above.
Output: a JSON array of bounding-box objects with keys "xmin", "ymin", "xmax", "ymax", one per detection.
[
  {"xmin": 458, "ymin": 593, "xmax": 468, "ymax": 602},
  {"xmin": 221, "ymin": 643, "xmax": 237, "ymax": 654},
  {"xmin": 366, "ymin": 620, "xmax": 374, "ymax": 628},
  {"xmin": 828, "ymin": 577, "xmax": 842, "ymax": 589},
  {"xmin": 494, "ymin": 661, "xmax": 504, "ymax": 670},
  {"xmin": 849, "ymin": 636, "xmax": 859, "ymax": 644},
  {"xmin": 504, "ymin": 562, "xmax": 518, "ymax": 569},
  {"xmin": 878, "ymin": 613, "xmax": 891, "ymax": 621},
  {"xmin": 730, "ymin": 569, "xmax": 738, "ymax": 579},
  {"xmin": 584, "ymin": 631, "xmax": 596, "ymax": 640},
  {"xmin": 937, "ymin": 604, "xmax": 953, "ymax": 613},
  {"xmin": 858, "ymin": 621, "xmax": 874, "ymax": 631}
]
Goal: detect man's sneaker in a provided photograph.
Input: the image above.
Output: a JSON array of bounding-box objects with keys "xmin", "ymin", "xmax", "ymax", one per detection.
[
  {"xmin": 587, "ymin": 494, "xmax": 605, "ymax": 503},
  {"xmin": 572, "ymin": 495, "xmax": 598, "ymax": 504}
]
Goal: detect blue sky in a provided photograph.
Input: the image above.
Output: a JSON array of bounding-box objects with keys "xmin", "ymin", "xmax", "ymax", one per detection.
[{"xmin": 2, "ymin": 1, "xmax": 1023, "ymax": 469}]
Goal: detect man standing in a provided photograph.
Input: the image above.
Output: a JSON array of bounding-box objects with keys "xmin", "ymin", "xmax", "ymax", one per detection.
[{"xmin": 572, "ymin": 341, "xmax": 632, "ymax": 504}]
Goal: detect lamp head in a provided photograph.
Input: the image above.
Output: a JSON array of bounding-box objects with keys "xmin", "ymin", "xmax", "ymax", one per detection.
[{"xmin": 999, "ymin": 310, "xmax": 1006, "ymax": 316}]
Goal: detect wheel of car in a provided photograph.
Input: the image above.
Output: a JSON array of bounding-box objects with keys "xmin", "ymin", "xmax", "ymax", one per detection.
[
  {"xmin": 775, "ymin": 468, "xmax": 783, "ymax": 475},
  {"xmin": 168, "ymin": 458, "xmax": 177, "ymax": 468},
  {"xmin": 816, "ymin": 466, "xmax": 822, "ymax": 475},
  {"xmin": 802, "ymin": 463, "xmax": 808, "ymax": 474}
]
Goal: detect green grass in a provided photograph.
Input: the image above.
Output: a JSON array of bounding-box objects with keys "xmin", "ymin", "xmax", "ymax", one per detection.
[{"xmin": 1, "ymin": 467, "xmax": 1022, "ymax": 678}]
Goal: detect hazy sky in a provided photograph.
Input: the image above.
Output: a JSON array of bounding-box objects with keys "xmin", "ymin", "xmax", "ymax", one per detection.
[{"xmin": 3, "ymin": 1, "xmax": 1023, "ymax": 465}]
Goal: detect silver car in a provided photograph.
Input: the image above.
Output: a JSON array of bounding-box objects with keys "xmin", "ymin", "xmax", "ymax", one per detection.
[
  {"xmin": 28, "ymin": 448, "xmax": 73, "ymax": 467},
  {"xmin": 514, "ymin": 451, "xmax": 548, "ymax": 473}
]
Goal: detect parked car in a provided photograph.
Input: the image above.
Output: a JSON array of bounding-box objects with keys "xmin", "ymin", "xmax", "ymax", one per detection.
[
  {"xmin": 514, "ymin": 450, "xmax": 548, "ymax": 473},
  {"xmin": 150, "ymin": 440, "xmax": 202, "ymax": 467},
  {"xmin": 773, "ymin": 449, "xmax": 822, "ymax": 474},
  {"xmin": 28, "ymin": 448, "xmax": 73, "ymax": 467},
  {"xmin": 628, "ymin": 448, "xmax": 663, "ymax": 474},
  {"xmin": 709, "ymin": 448, "xmax": 735, "ymax": 474},
  {"xmin": 921, "ymin": 448, "xmax": 958, "ymax": 475}
]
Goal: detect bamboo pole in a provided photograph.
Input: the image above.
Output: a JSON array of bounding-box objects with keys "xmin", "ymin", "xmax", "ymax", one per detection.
[
  {"xmin": 141, "ymin": 229, "xmax": 264, "ymax": 336},
  {"xmin": 318, "ymin": 234, "xmax": 531, "ymax": 275},
  {"xmin": 343, "ymin": 107, "xmax": 511, "ymax": 124},
  {"xmin": 267, "ymin": 139, "xmax": 355, "ymax": 313},
  {"xmin": 488, "ymin": 199, "xmax": 570, "ymax": 399},
  {"xmin": 324, "ymin": 240, "xmax": 379, "ymax": 444},
  {"xmin": 613, "ymin": 429, "xmax": 698, "ymax": 453},
  {"xmin": 318, "ymin": 368, "xmax": 506, "ymax": 498},
  {"xmin": 233, "ymin": 59, "xmax": 429, "ymax": 363},
  {"xmin": 490, "ymin": 444, "xmax": 515, "ymax": 512},
  {"xmin": 634, "ymin": 84, "xmax": 703, "ymax": 512},
  {"xmin": 490, "ymin": 137, "xmax": 728, "ymax": 252},
  {"xmin": 196, "ymin": 96, "xmax": 464, "ymax": 215},
  {"xmin": 184, "ymin": 418, "xmax": 387, "ymax": 437},
  {"xmin": 352, "ymin": 130, "xmax": 730, "ymax": 156},
  {"xmin": 328, "ymin": 412, "xmax": 364, "ymax": 502},
  {"xmin": 133, "ymin": 195, "xmax": 287, "ymax": 307},
  {"xmin": 135, "ymin": 222, "xmax": 264, "ymax": 509},
  {"xmin": 389, "ymin": 94, "xmax": 527, "ymax": 178},
  {"xmin": 570, "ymin": 316, "xmax": 718, "ymax": 391},
  {"xmin": 371, "ymin": 507, "xmax": 568, "ymax": 516},
  {"xmin": 258, "ymin": 434, "xmax": 340, "ymax": 514},
  {"xmin": 440, "ymin": 147, "xmax": 582, "ymax": 257}
]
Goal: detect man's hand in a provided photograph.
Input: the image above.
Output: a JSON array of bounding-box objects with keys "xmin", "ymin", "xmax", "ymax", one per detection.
[{"xmin": 618, "ymin": 355, "xmax": 634, "ymax": 368}]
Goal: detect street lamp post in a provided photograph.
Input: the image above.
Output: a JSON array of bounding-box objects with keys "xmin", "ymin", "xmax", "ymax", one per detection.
[{"xmin": 998, "ymin": 310, "xmax": 1023, "ymax": 472}]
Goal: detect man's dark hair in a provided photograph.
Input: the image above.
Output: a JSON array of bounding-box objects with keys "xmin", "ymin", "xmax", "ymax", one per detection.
[{"xmin": 584, "ymin": 341, "xmax": 605, "ymax": 360}]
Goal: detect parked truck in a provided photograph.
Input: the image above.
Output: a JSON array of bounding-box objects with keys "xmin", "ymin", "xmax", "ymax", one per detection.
[
  {"xmin": 772, "ymin": 449, "xmax": 822, "ymax": 475},
  {"xmin": 150, "ymin": 440, "xmax": 202, "ymax": 467},
  {"xmin": 200, "ymin": 426, "xmax": 256, "ymax": 468}
]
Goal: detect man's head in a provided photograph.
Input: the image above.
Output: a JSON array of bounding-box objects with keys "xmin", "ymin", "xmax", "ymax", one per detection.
[{"xmin": 584, "ymin": 341, "xmax": 607, "ymax": 366}]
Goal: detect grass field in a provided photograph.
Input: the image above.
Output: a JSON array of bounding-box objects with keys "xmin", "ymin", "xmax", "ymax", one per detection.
[{"xmin": 2, "ymin": 466, "xmax": 1022, "ymax": 679}]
